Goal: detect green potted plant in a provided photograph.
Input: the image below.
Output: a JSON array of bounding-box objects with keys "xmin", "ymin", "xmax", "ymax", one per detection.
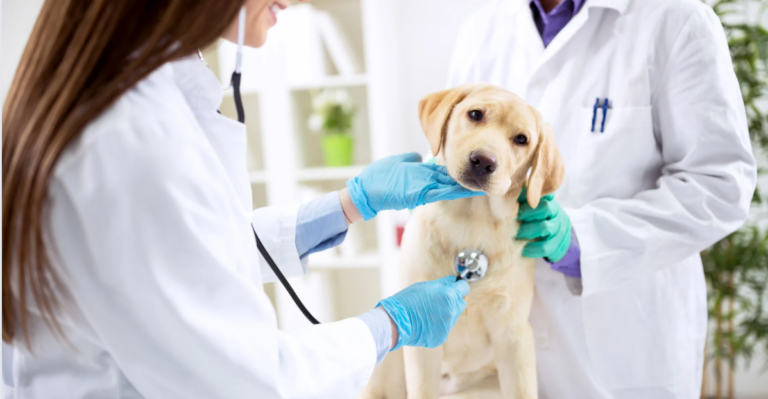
[
  {"xmin": 308, "ymin": 89, "xmax": 357, "ymax": 167},
  {"xmin": 700, "ymin": 1, "xmax": 768, "ymax": 398}
]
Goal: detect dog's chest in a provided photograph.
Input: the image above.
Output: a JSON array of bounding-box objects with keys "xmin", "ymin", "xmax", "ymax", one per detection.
[
  {"xmin": 441, "ymin": 302, "xmax": 496, "ymax": 376},
  {"xmin": 412, "ymin": 197, "xmax": 524, "ymax": 282},
  {"xmin": 404, "ymin": 196, "xmax": 531, "ymax": 378}
]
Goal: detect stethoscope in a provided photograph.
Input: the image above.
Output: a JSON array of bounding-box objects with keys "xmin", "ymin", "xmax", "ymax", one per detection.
[
  {"xmin": 225, "ymin": 7, "xmax": 326, "ymax": 325},
  {"xmin": 228, "ymin": 8, "xmax": 489, "ymax": 326}
]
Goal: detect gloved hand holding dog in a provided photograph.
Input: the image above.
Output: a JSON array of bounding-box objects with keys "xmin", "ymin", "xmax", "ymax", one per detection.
[
  {"xmin": 516, "ymin": 188, "xmax": 573, "ymax": 263},
  {"xmin": 347, "ymin": 152, "xmax": 485, "ymax": 221}
]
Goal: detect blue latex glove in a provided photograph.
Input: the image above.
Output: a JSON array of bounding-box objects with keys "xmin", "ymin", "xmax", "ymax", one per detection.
[
  {"xmin": 377, "ymin": 276, "xmax": 469, "ymax": 350},
  {"xmin": 347, "ymin": 153, "xmax": 484, "ymax": 220},
  {"xmin": 516, "ymin": 188, "xmax": 572, "ymax": 263}
]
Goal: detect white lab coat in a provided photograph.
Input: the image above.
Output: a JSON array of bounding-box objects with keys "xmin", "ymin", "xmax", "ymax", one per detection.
[
  {"xmin": 2, "ymin": 56, "xmax": 376, "ymax": 398},
  {"xmin": 447, "ymin": 0, "xmax": 756, "ymax": 398}
]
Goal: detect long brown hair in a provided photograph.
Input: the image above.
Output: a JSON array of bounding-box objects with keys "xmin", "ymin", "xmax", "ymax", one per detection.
[{"xmin": 3, "ymin": 0, "xmax": 246, "ymax": 345}]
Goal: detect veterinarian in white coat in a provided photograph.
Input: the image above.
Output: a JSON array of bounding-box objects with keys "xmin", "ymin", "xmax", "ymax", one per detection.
[
  {"xmin": 447, "ymin": 0, "xmax": 757, "ymax": 397},
  {"xmin": 1, "ymin": 1, "xmax": 477, "ymax": 398}
]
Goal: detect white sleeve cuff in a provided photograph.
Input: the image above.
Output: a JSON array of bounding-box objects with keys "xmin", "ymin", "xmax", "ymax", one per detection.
[
  {"xmin": 356, "ymin": 308, "xmax": 392, "ymax": 364},
  {"xmin": 251, "ymin": 205, "xmax": 308, "ymax": 283}
]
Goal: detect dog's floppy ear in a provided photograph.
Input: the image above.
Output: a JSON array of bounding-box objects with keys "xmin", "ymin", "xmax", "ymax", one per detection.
[
  {"xmin": 526, "ymin": 112, "xmax": 565, "ymax": 209},
  {"xmin": 418, "ymin": 85, "xmax": 476, "ymax": 156}
]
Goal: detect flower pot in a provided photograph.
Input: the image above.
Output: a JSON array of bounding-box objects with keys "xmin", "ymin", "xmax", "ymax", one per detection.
[{"xmin": 321, "ymin": 134, "xmax": 354, "ymax": 167}]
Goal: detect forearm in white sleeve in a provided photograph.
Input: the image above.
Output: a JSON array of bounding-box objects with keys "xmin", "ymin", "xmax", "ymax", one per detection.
[
  {"xmin": 251, "ymin": 204, "xmax": 308, "ymax": 284},
  {"xmin": 54, "ymin": 129, "xmax": 378, "ymax": 398}
]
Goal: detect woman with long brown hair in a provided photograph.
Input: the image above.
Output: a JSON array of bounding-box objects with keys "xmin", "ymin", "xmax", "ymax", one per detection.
[{"xmin": 2, "ymin": 0, "xmax": 479, "ymax": 397}]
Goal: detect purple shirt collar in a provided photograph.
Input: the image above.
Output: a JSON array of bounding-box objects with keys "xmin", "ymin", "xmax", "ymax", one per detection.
[{"xmin": 530, "ymin": 0, "xmax": 586, "ymax": 47}]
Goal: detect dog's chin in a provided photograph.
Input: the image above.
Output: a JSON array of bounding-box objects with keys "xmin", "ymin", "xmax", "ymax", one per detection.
[
  {"xmin": 455, "ymin": 175, "xmax": 510, "ymax": 197},
  {"xmin": 456, "ymin": 176, "xmax": 485, "ymax": 192},
  {"xmin": 482, "ymin": 182, "xmax": 511, "ymax": 197}
]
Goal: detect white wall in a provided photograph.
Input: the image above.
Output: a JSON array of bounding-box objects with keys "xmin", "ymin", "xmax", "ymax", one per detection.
[
  {"xmin": 381, "ymin": 0, "xmax": 495, "ymax": 156},
  {"xmin": 1, "ymin": 0, "xmax": 44, "ymax": 102}
]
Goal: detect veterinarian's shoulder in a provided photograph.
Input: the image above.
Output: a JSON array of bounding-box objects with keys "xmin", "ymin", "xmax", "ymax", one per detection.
[
  {"xmin": 625, "ymin": 0, "xmax": 726, "ymax": 75},
  {"xmin": 453, "ymin": 0, "xmax": 510, "ymax": 44},
  {"xmin": 627, "ymin": 0, "xmax": 718, "ymax": 27}
]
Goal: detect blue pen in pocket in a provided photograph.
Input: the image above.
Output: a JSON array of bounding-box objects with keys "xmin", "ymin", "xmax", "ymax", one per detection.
[
  {"xmin": 591, "ymin": 98, "xmax": 600, "ymax": 132},
  {"xmin": 600, "ymin": 98, "xmax": 610, "ymax": 133}
]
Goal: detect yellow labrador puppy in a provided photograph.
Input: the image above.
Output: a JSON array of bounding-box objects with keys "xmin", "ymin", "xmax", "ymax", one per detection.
[{"xmin": 359, "ymin": 84, "xmax": 565, "ymax": 399}]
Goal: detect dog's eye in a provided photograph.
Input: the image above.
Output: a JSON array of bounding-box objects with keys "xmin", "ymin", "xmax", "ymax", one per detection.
[
  {"xmin": 513, "ymin": 134, "xmax": 528, "ymax": 145},
  {"xmin": 468, "ymin": 110, "xmax": 483, "ymax": 122}
]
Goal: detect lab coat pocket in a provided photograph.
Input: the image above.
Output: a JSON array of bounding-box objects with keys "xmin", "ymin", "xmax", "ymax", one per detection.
[{"xmin": 570, "ymin": 105, "xmax": 659, "ymax": 202}]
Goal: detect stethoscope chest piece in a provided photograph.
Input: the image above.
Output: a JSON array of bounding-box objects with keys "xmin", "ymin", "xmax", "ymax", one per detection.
[{"xmin": 455, "ymin": 248, "xmax": 489, "ymax": 282}]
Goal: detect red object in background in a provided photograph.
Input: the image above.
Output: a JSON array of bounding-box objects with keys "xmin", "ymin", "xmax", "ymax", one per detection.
[
  {"xmin": 396, "ymin": 226, "xmax": 405, "ymax": 247},
  {"xmin": 394, "ymin": 210, "xmax": 412, "ymax": 247}
]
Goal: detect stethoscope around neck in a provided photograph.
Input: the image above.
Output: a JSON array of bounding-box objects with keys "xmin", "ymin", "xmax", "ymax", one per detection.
[
  {"xmin": 228, "ymin": 8, "xmax": 246, "ymax": 125},
  {"xmin": 226, "ymin": 8, "xmax": 489, "ymax": 327}
]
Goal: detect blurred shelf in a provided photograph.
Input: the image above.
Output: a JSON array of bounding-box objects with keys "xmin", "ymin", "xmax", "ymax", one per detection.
[
  {"xmin": 222, "ymin": 75, "xmax": 367, "ymax": 95},
  {"xmin": 288, "ymin": 74, "xmax": 367, "ymax": 91},
  {"xmin": 308, "ymin": 253, "xmax": 380, "ymax": 269},
  {"xmin": 249, "ymin": 170, "xmax": 268, "ymax": 184},
  {"xmin": 223, "ymin": 88, "xmax": 261, "ymax": 97},
  {"xmin": 296, "ymin": 165, "xmax": 365, "ymax": 181}
]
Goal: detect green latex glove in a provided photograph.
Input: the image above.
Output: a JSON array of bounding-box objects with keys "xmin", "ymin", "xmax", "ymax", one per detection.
[{"xmin": 516, "ymin": 188, "xmax": 572, "ymax": 262}]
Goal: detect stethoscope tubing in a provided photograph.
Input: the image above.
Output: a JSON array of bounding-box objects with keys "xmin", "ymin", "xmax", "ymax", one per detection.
[
  {"xmin": 252, "ymin": 226, "xmax": 322, "ymax": 325},
  {"xmin": 233, "ymin": 6, "xmax": 318, "ymax": 324}
]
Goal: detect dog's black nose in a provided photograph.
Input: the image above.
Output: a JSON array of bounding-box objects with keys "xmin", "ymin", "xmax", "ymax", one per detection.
[{"xmin": 469, "ymin": 151, "xmax": 497, "ymax": 176}]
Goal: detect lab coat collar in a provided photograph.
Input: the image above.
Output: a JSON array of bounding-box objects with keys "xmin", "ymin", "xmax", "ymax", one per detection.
[
  {"xmin": 529, "ymin": 0, "xmax": 586, "ymax": 18},
  {"xmin": 510, "ymin": 0, "xmax": 629, "ymax": 16},
  {"xmin": 512, "ymin": 0, "xmax": 629, "ymax": 80},
  {"xmin": 584, "ymin": 0, "xmax": 629, "ymax": 14},
  {"xmin": 170, "ymin": 55, "xmax": 224, "ymax": 114}
]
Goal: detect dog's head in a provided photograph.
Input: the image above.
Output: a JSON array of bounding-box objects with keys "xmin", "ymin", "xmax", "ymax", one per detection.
[{"xmin": 418, "ymin": 84, "xmax": 565, "ymax": 208}]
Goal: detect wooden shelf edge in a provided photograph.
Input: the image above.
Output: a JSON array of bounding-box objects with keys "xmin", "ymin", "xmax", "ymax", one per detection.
[
  {"xmin": 249, "ymin": 171, "xmax": 268, "ymax": 184},
  {"xmin": 222, "ymin": 74, "xmax": 367, "ymax": 95},
  {"xmin": 223, "ymin": 88, "xmax": 261, "ymax": 97},
  {"xmin": 288, "ymin": 74, "xmax": 368, "ymax": 91},
  {"xmin": 308, "ymin": 254, "xmax": 381, "ymax": 269},
  {"xmin": 296, "ymin": 165, "xmax": 366, "ymax": 181}
]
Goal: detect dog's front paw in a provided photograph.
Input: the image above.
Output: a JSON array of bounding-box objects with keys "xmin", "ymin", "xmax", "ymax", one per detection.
[{"xmin": 439, "ymin": 374, "xmax": 463, "ymax": 396}]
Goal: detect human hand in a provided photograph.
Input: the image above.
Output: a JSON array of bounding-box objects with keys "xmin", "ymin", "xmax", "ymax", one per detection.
[
  {"xmin": 346, "ymin": 153, "xmax": 485, "ymax": 221},
  {"xmin": 377, "ymin": 276, "xmax": 470, "ymax": 350},
  {"xmin": 516, "ymin": 188, "xmax": 572, "ymax": 263}
]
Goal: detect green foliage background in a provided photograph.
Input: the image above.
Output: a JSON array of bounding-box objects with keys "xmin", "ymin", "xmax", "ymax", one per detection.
[
  {"xmin": 701, "ymin": 0, "xmax": 768, "ymax": 376},
  {"xmin": 320, "ymin": 103, "xmax": 355, "ymax": 134}
]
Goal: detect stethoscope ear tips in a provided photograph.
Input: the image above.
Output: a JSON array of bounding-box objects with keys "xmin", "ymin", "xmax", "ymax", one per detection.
[{"xmin": 455, "ymin": 248, "xmax": 489, "ymax": 282}]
